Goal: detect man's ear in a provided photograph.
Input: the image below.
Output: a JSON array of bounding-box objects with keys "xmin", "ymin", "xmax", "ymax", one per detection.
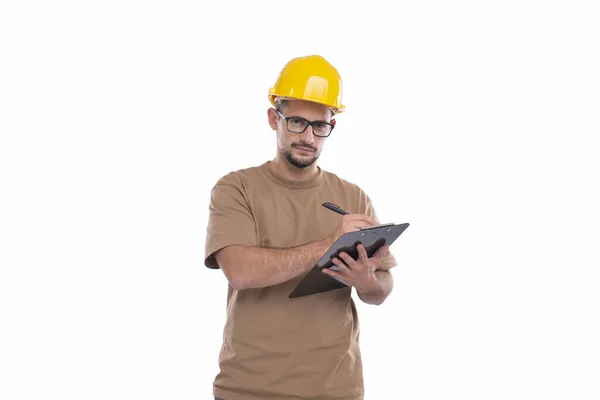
[
  {"xmin": 331, "ymin": 118, "xmax": 336, "ymax": 127},
  {"xmin": 268, "ymin": 108, "xmax": 278, "ymax": 130}
]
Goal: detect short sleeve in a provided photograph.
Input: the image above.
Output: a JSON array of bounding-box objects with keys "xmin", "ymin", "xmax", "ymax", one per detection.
[
  {"xmin": 204, "ymin": 174, "xmax": 257, "ymax": 269},
  {"xmin": 364, "ymin": 193, "xmax": 398, "ymax": 272}
]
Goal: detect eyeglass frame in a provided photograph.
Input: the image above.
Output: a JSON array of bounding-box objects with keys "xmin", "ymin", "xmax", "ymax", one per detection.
[{"xmin": 275, "ymin": 110, "xmax": 335, "ymax": 137}]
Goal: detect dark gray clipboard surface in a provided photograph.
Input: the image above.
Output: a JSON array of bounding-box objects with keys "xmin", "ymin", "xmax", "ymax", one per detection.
[{"xmin": 289, "ymin": 222, "xmax": 410, "ymax": 298}]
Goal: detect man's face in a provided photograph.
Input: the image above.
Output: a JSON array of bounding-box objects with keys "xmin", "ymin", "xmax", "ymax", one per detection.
[{"xmin": 268, "ymin": 100, "xmax": 335, "ymax": 169}]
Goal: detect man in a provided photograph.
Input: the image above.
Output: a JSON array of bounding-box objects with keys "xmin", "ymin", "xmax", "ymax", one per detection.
[{"xmin": 204, "ymin": 55, "xmax": 398, "ymax": 400}]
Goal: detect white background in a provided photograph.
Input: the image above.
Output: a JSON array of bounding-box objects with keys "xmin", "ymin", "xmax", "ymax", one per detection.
[{"xmin": 1, "ymin": 1, "xmax": 599, "ymax": 399}]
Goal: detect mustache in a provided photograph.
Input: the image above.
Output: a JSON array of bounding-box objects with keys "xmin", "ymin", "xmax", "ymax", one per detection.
[{"xmin": 293, "ymin": 144, "xmax": 317, "ymax": 151}]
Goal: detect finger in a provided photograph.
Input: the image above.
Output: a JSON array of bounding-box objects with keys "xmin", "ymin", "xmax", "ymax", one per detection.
[
  {"xmin": 331, "ymin": 256, "xmax": 351, "ymax": 272},
  {"xmin": 337, "ymin": 252, "xmax": 356, "ymax": 268},
  {"xmin": 366, "ymin": 214, "xmax": 379, "ymax": 225},
  {"xmin": 349, "ymin": 214, "xmax": 378, "ymax": 226},
  {"xmin": 358, "ymin": 214, "xmax": 379, "ymax": 225},
  {"xmin": 353, "ymin": 222, "xmax": 371, "ymax": 230},
  {"xmin": 321, "ymin": 268, "xmax": 343, "ymax": 280},
  {"xmin": 357, "ymin": 243, "xmax": 368, "ymax": 262}
]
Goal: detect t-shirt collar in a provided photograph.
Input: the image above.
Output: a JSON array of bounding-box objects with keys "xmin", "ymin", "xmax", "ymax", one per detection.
[{"xmin": 260, "ymin": 161, "xmax": 324, "ymax": 190}]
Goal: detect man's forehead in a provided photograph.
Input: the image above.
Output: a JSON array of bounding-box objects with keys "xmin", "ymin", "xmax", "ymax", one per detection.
[{"xmin": 283, "ymin": 100, "xmax": 333, "ymax": 119}]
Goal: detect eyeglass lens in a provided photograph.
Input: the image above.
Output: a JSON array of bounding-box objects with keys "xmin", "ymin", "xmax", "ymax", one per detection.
[{"xmin": 287, "ymin": 117, "xmax": 332, "ymax": 136}]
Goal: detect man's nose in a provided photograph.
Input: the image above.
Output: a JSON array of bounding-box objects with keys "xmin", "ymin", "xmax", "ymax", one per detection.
[{"xmin": 299, "ymin": 125, "xmax": 315, "ymax": 143}]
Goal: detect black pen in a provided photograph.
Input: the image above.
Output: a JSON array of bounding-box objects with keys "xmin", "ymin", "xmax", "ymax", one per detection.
[{"xmin": 322, "ymin": 202, "xmax": 348, "ymax": 215}]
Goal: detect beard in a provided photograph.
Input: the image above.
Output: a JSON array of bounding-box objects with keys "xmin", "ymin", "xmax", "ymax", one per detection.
[{"xmin": 283, "ymin": 146, "xmax": 319, "ymax": 169}]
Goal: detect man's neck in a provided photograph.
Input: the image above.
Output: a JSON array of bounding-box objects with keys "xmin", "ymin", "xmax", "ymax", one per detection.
[{"xmin": 269, "ymin": 155, "xmax": 319, "ymax": 183}]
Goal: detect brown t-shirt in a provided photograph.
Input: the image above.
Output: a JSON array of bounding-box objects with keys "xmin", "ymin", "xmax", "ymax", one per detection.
[{"xmin": 204, "ymin": 161, "xmax": 397, "ymax": 400}]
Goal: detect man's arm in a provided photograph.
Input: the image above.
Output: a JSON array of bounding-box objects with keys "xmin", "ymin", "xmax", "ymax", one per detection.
[
  {"xmin": 215, "ymin": 237, "xmax": 335, "ymax": 290},
  {"xmin": 356, "ymin": 270, "xmax": 394, "ymax": 305},
  {"xmin": 214, "ymin": 213, "xmax": 379, "ymax": 291}
]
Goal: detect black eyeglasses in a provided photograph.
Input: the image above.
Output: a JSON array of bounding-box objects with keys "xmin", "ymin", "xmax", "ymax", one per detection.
[{"xmin": 276, "ymin": 111, "xmax": 334, "ymax": 137}]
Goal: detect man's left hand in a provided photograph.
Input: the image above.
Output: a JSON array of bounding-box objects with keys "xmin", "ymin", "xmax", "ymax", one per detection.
[{"xmin": 321, "ymin": 243, "xmax": 389, "ymax": 293}]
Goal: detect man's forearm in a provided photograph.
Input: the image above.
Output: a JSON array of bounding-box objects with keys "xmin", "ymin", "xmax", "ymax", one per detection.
[
  {"xmin": 357, "ymin": 270, "xmax": 394, "ymax": 305},
  {"xmin": 215, "ymin": 237, "xmax": 334, "ymax": 290}
]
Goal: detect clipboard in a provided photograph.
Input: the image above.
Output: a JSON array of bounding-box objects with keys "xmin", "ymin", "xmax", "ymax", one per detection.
[{"xmin": 288, "ymin": 222, "xmax": 410, "ymax": 298}]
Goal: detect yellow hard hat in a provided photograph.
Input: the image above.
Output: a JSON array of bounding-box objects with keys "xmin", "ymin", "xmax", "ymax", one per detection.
[{"xmin": 268, "ymin": 55, "xmax": 345, "ymax": 114}]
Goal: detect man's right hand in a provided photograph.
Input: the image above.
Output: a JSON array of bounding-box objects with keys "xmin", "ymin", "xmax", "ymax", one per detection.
[{"xmin": 329, "ymin": 213, "xmax": 379, "ymax": 244}]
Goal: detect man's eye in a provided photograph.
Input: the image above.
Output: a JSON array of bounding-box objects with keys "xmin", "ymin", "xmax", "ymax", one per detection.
[{"xmin": 289, "ymin": 118, "xmax": 305, "ymax": 126}]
